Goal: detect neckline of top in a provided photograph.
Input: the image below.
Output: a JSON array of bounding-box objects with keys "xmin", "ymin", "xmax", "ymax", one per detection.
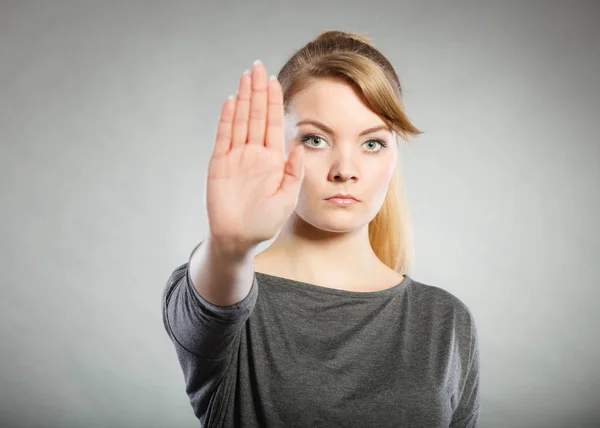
[{"xmin": 254, "ymin": 271, "xmax": 413, "ymax": 299}]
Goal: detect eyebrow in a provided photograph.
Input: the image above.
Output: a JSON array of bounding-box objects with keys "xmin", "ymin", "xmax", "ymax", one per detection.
[{"xmin": 295, "ymin": 119, "xmax": 390, "ymax": 137}]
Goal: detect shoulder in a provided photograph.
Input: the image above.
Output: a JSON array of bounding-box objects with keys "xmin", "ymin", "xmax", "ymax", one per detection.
[
  {"xmin": 407, "ymin": 278, "xmax": 479, "ymax": 366},
  {"xmin": 407, "ymin": 277, "xmax": 478, "ymax": 331}
]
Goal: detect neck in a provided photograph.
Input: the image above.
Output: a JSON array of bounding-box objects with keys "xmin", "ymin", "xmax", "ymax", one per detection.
[{"xmin": 263, "ymin": 212, "xmax": 384, "ymax": 285}]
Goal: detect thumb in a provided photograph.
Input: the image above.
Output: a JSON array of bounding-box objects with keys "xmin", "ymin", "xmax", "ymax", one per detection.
[{"xmin": 277, "ymin": 145, "xmax": 304, "ymax": 205}]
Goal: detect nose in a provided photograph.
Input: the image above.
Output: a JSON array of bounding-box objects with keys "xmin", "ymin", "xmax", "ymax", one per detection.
[{"xmin": 328, "ymin": 156, "xmax": 358, "ymax": 183}]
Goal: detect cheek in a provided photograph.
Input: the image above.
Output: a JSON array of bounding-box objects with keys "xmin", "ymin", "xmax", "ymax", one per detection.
[
  {"xmin": 366, "ymin": 156, "xmax": 397, "ymax": 197},
  {"xmin": 375, "ymin": 157, "xmax": 397, "ymax": 184},
  {"xmin": 295, "ymin": 158, "xmax": 329, "ymax": 210}
]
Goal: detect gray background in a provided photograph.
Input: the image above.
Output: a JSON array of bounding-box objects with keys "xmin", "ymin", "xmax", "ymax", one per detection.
[{"xmin": 1, "ymin": 1, "xmax": 599, "ymax": 427}]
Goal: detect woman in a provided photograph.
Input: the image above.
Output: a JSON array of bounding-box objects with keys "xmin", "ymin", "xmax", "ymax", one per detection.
[{"xmin": 162, "ymin": 30, "xmax": 481, "ymax": 427}]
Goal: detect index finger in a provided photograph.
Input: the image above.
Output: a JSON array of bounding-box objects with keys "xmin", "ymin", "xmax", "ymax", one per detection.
[{"xmin": 265, "ymin": 75, "xmax": 284, "ymax": 153}]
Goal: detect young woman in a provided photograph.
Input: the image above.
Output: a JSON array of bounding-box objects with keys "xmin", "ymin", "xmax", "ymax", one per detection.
[{"xmin": 162, "ymin": 30, "xmax": 481, "ymax": 428}]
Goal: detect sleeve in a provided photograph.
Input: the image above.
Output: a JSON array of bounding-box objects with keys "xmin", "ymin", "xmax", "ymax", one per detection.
[
  {"xmin": 450, "ymin": 309, "xmax": 481, "ymax": 428},
  {"xmin": 161, "ymin": 240, "xmax": 259, "ymax": 419}
]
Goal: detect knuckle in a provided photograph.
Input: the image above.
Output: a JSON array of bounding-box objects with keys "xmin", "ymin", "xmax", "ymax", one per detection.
[{"xmin": 249, "ymin": 105, "xmax": 265, "ymax": 117}]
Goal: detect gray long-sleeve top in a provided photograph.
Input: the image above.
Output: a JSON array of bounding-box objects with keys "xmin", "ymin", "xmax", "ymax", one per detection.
[{"xmin": 162, "ymin": 242, "xmax": 481, "ymax": 427}]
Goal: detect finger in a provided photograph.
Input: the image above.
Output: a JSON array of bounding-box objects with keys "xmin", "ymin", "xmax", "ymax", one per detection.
[
  {"xmin": 265, "ymin": 75, "xmax": 284, "ymax": 153},
  {"xmin": 278, "ymin": 145, "xmax": 305, "ymax": 204},
  {"xmin": 213, "ymin": 95, "xmax": 236, "ymax": 157},
  {"xmin": 247, "ymin": 60, "xmax": 268, "ymax": 146},
  {"xmin": 231, "ymin": 70, "xmax": 252, "ymax": 149}
]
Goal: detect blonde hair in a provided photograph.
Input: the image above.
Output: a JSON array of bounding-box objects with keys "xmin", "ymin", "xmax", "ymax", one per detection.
[{"xmin": 277, "ymin": 30, "xmax": 423, "ymax": 275}]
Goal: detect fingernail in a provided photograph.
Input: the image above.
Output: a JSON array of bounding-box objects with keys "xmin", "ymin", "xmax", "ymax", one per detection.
[
  {"xmin": 227, "ymin": 94, "xmax": 235, "ymax": 100},
  {"xmin": 269, "ymin": 74, "xmax": 277, "ymax": 81},
  {"xmin": 242, "ymin": 69, "xmax": 250, "ymax": 75},
  {"xmin": 253, "ymin": 59, "xmax": 262, "ymax": 66}
]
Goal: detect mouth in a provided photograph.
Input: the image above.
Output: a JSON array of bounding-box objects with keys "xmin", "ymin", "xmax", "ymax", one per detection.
[
  {"xmin": 325, "ymin": 196, "xmax": 360, "ymax": 206},
  {"xmin": 325, "ymin": 194, "xmax": 359, "ymax": 202}
]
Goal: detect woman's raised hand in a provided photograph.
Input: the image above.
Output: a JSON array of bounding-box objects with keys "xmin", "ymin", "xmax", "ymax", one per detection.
[{"xmin": 206, "ymin": 61, "xmax": 305, "ymax": 256}]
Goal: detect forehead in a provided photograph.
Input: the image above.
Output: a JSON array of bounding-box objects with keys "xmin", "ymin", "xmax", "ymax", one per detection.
[{"xmin": 285, "ymin": 78, "xmax": 386, "ymax": 130}]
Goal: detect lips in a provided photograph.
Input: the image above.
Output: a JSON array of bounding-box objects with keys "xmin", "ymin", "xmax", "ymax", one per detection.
[{"xmin": 326, "ymin": 193, "xmax": 359, "ymax": 201}]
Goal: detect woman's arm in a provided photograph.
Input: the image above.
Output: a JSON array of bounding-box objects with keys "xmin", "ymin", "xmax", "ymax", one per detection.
[
  {"xmin": 162, "ymin": 237, "xmax": 257, "ymax": 359},
  {"xmin": 450, "ymin": 314, "xmax": 481, "ymax": 427}
]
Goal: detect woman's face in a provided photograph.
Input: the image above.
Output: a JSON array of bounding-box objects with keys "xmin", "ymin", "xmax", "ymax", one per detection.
[{"xmin": 283, "ymin": 78, "xmax": 399, "ymax": 233}]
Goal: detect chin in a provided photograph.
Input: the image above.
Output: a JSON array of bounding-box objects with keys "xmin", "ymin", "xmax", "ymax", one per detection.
[{"xmin": 297, "ymin": 208, "xmax": 371, "ymax": 234}]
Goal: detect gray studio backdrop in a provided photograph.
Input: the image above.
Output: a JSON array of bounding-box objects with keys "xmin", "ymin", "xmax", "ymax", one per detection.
[{"xmin": 1, "ymin": 1, "xmax": 599, "ymax": 427}]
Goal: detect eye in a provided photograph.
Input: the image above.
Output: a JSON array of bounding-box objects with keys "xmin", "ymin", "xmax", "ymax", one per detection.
[
  {"xmin": 301, "ymin": 134, "xmax": 329, "ymax": 149},
  {"xmin": 363, "ymin": 139, "xmax": 388, "ymax": 154}
]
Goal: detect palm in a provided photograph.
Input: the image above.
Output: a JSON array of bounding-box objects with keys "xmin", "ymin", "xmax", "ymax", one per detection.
[
  {"xmin": 205, "ymin": 62, "xmax": 304, "ymax": 250},
  {"xmin": 207, "ymin": 145, "xmax": 286, "ymax": 240}
]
